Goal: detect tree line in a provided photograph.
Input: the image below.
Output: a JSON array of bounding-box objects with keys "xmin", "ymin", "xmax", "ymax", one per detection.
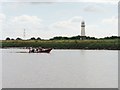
[
  {"xmin": 5, "ymin": 35, "xmax": 120, "ymax": 40},
  {"xmin": 6, "ymin": 37, "xmax": 41, "ymax": 40},
  {"xmin": 50, "ymin": 36, "xmax": 97, "ymax": 40}
]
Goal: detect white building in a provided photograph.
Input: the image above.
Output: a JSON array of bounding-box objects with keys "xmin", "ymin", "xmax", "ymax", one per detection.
[{"xmin": 81, "ymin": 21, "xmax": 85, "ymax": 36}]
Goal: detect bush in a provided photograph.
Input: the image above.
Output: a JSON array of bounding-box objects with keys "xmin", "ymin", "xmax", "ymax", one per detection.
[
  {"xmin": 16, "ymin": 37, "xmax": 22, "ymax": 40},
  {"xmin": 37, "ymin": 37, "xmax": 41, "ymax": 40},
  {"xmin": 30, "ymin": 37, "xmax": 36, "ymax": 40},
  {"xmin": 6, "ymin": 37, "xmax": 10, "ymax": 40}
]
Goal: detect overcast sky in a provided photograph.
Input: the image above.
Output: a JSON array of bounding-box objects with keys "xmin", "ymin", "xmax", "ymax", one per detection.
[{"xmin": 0, "ymin": 0, "xmax": 119, "ymax": 40}]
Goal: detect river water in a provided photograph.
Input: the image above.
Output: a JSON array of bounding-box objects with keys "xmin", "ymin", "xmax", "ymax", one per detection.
[{"xmin": 2, "ymin": 49, "xmax": 118, "ymax": 88}]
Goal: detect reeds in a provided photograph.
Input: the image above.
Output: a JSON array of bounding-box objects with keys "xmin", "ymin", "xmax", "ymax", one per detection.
[{"xmin": 1, "ymin": 39, "xmax": 119, "ymax": 50}]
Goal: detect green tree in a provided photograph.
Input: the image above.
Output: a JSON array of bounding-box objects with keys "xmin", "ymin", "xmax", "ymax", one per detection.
[
  {"xmin": 11, "ymin": 38, "xmax": 14, "ymax": 40},
  {"xmin": 37, "ymin": 37, "xmax": 41, "ymax": 40},
  {"xmin": 6, "ymin": 37, "xmax": 10, "ymax": 40},
  {"xmin": 16, "ymin": 37, "xmax": 22, "ymax": 40},
  {"xmin": 30, "ymin": 37, "xmax": 36, "ymax": 40}
]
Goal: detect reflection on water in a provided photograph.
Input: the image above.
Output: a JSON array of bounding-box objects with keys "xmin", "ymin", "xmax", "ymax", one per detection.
[{"xmin": 2, "ymin": 49, "xmax": 118, "ymax": 88}]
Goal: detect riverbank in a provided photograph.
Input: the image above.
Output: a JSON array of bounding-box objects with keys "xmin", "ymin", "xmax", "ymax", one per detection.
[{"xmin": 0, "ymin": 39, "xmax": 120, "ymax": 50}]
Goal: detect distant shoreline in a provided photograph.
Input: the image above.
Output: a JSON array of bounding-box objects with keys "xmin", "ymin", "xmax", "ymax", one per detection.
[
  {"xmin": 0, "ymin": 47, "xmax": 119, "ymax": 50},
  {"xmin": 0, "ymin": 39, "xmax": 119, "ymax": 50}
]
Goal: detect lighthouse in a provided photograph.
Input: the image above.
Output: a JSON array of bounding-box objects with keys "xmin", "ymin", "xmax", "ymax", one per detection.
[{"xmin": 81, "ymin": 21, "xmax": 86, "ymax": 40}]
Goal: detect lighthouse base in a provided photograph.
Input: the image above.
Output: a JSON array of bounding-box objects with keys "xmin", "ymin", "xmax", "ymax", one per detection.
[{"xmin": 80, "ymin": 36, "xmax": 86, "ymax": 40}]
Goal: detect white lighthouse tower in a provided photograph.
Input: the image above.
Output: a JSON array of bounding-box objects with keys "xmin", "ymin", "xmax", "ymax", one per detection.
[
  {"xmin": 81, "ymin": 21, "xmax": 86, "ymax": 40},
  {"xmin": 81, "ymin": 21, "xmax": 85, "ymax": 36}
]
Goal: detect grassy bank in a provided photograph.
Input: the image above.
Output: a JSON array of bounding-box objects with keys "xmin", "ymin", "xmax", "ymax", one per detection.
[{"xmin": 0, "ymin": 39, "xmax": 120, "ymax": 50}]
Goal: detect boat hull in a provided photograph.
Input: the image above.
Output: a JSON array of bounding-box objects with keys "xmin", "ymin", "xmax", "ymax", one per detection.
[
  {"xmin": 39, "ymin": 48, "xmax": 52, "ymax": 53},
  {"xmin": 29, "ymin": 48, "xmax": 52, "ymax": 53}
]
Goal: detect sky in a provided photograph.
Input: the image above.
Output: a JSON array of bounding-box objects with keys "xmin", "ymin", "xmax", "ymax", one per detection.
[{"xmin": 0, "ymin": 0, "xmax": 119, "ymax": 40}]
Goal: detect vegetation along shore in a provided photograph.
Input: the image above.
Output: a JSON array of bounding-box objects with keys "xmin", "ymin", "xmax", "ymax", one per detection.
[{"xmin": 0, "ymin": 36, "xmax": 120, "ymax": 50}]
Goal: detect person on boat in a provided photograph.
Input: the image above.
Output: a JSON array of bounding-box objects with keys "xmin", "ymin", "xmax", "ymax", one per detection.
[
  {"xmin": 29, "ymin": 47, "xmax": 32, "ymax": 53},
  {"xmin": 38, "ymin": 47, "xmax": 42, "ymax": 52},
  {"xmin": 28, "ymin": 47, "xmax": 31, "ymax": 53},
  {"xmin": 36, "ymin": 48, "xmax": 39, "ymax": 53},
  {"xmin": 31, "ymin": 48, "xmax": 35, "ymax": 53}
]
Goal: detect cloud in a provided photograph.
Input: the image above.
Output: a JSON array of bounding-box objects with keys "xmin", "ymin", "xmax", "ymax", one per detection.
[
  {"xmin": 69, "ymin": 16, "xmax": 83, "ymax": 23},
  {"xmin": 52, "ymin": 21, "xmax": 72, "ymax": 29},
  {"xmin": 48, "ymin": 16, "xmax": 84, "ymax": 37},
  {"xmin": 1, "ymin": 0, "xmax": 119, "ymax": 4},
  {"xmin": 2, "ymin": 15, "xmax": 46, "ymax": 39},
  {"xmin": 77, "ymin": 0, "xmax": 119, "ymax": 4},
  {"xmin": 0, "ymin": 13, "xmax": 6, "ymax": 39},
  {"xmin": 0, "ymin": 13, "xmax": 6, "ymax": 34},
  {"xmin": 0, "ymin": 13, "xmax": 6, "ymax": 23},
  {"xmin": 12, "ymin": 15, "xmax": 42, "ymax": 24},
  {"xmin": 52, "ymin": 16, "xmax": 83, "ymax": 30},
  {"xmin": 10, "ymin": 15, "xmax": 44, "ymax": 30},
  {"xmin": 83, "ymin": 5, "xmax": 106, "ymax": 13},
  {"xmin": 102, "ymin": 16, "xmax": 118, "ymax": 24}
]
